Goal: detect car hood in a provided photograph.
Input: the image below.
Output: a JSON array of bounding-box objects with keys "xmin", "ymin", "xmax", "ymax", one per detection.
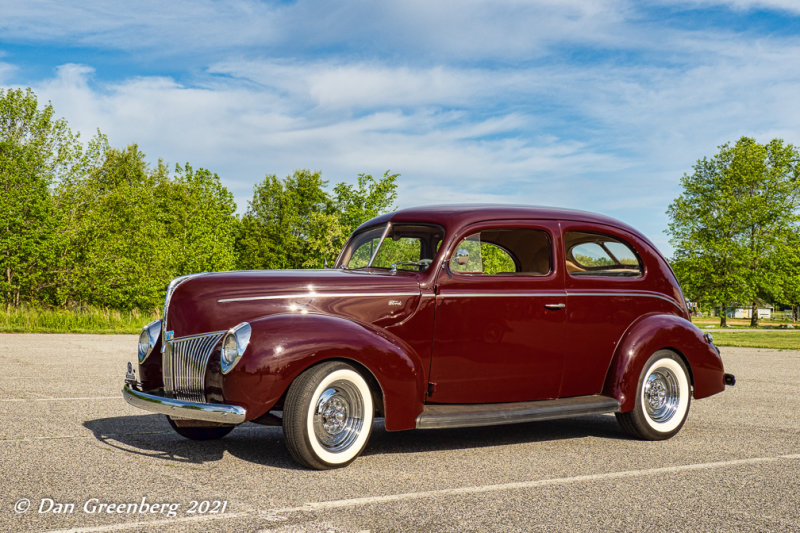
[{"xmin": 164, "ymin": 269, "xmax": 422, "ymax": 337}]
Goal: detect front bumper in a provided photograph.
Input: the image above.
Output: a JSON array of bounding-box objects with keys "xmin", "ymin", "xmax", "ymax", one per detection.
[{"xmin": 122, "ymin": 383, "xmax": 247, "ymax": 425}]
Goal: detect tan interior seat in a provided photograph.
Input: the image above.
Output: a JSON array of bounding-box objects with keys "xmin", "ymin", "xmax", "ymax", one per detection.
[{"xmin": 565, "ymin": 260, "xmax": 585, "ymax": 273}]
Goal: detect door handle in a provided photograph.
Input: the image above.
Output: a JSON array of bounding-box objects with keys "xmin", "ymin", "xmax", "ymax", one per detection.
[{"xmin": 544, "ymin": 303, "xmax": 566, "ymax": 310}]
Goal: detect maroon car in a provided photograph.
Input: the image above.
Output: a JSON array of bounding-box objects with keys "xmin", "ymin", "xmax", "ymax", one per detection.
[{"xmin": 123, "ymin": 205, "xmax": 734, "ymax": 469}]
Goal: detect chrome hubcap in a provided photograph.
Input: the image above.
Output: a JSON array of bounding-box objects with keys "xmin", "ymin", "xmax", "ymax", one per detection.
[
  {"xmin": 321, "ymin": 396, "xmax": 348, "ymax": 434},
  {"xmin": 313, "ymin": 381, "xmax": 364, "ymax": 452},
  {"xmin": 644, "ymin": 368, "xmax": 680, "ymax": 423}
]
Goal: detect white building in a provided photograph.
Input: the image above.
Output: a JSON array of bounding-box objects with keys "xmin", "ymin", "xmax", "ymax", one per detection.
[{"xmin": 729, "ymin": 307, "xmax": 773, "ymax": 319}]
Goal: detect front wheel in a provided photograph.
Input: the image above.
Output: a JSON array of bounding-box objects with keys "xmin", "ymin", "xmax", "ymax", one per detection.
[
  {"xmin": 616, "ymin": 350, "xmax": 691, "ymax": 440},
  {"xmin": 283, "ymin": 362, "xmax": 374, "ymax": 469}
]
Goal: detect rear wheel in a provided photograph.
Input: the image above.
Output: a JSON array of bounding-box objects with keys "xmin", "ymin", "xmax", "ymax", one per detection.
[
  {"xmin": 616, "ymin": 350, "xmax": 691, "ymax": 440},
  {"xmin": 283, "ymin": 362, "xmax": 374, "ymax": 469},
  {"xmin": 166, "ymin": 416, "xmax": 235, "ymax": 440}
]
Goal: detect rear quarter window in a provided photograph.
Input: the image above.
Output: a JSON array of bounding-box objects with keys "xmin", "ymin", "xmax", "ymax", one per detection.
[{"xmin": 565, "ymin": 231, "xmax": 642, "ymax": 278}]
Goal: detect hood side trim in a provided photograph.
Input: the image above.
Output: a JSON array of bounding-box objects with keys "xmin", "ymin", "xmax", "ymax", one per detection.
[{"xmin": 218, "ymin": 292, "xmax": 420, "ymax": 304}]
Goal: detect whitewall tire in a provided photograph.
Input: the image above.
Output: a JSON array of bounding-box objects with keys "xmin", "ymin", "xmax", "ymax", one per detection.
[
  {"xmin": 283, "ymin": 362, "xmax": 375, "ymax": 469},
  {"xmin": 616, "ymin": 350, "xmax": 691, "ymax": 440}
]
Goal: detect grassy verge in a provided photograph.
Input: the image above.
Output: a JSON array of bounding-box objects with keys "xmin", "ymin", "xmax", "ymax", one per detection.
[
  {"xmin": 0, "ymin": 306, "xmax": 160, "ymax": 334},
  {"xmin": 707, "ymin": 330, "xmax": 800, "ymax": 350},
  {"xmin": 692, "ymin": 317, "xmax": 797, "ymax": 329}
]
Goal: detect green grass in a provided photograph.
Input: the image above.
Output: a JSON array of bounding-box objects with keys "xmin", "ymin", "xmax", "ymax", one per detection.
[
  {"xmin": 708, "ymin": 330, "xmax": 800, "ymax": 350},
  {"xmin": 692, "ymin": 317, "xmax": 796, "ymax": 329},
  {"xmin": 0, "ymin": 306, "xmax": 160, "ymax": 334},
  {"xmin": 690, "ymin": 317, "xmax": 800, "ymax": 349}
]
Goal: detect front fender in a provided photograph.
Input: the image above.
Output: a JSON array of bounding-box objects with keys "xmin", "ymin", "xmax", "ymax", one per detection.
[
  {"xmin": 221, "ymin": 313, "xmax": 426, "ymax": 430},
  {"xmin": 602, "ymin": 313, "xmax": 725, "ymax": 411}
]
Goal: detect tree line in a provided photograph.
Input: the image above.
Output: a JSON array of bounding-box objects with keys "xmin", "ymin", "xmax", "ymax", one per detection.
[
  {"xmin": 667, "ymin": 137, "xmax": 800, "ymax": 326},
  {"xmin": 1, "ymin": 88, "xmax": 397, "ymax": 311},
  {"xmin": 4, "ymin": 88, "xmax": 799, "ymax": 323}
]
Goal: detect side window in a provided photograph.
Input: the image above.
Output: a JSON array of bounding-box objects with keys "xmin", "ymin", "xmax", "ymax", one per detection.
[
  {"xmin": 449, "ymin": 228, "xmax": 552, "ymax": 276},
  {"xmin": 565, "ymin": 231, "xmax": 642, "ymax": 277}
]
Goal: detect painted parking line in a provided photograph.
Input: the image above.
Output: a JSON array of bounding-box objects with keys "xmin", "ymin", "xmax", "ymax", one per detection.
[
  {"xmin": 2, "ymin": 431, "xmax": 170, "ymax": 443},
  {"xmin": 0, "ymin": 397, "xmax": 120, "ymax": 402},
  {"xmin": 44, "ymin": 453, "xmax": 800, "ymax": 533},
  {"xmin": 45, "ymin": 511, "xmax": 252, "ymax": 533}
]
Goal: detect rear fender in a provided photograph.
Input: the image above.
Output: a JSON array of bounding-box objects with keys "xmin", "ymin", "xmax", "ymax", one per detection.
[
  {"xmin": 603, "ymin": 313, "xmax": 725, "ymax": 411},
  {"xmin": 222, "ymin": 313, "xmax": 426, "ymax": 430}
]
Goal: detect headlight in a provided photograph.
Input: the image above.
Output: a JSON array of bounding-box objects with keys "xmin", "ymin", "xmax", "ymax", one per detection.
[
  {"xmin": 138, "ymin": 319, "xmax": 162, "ymax": 363},
  {"xmin": 220, "ymin": 322, "xmax": 252, "ymax": 374}
]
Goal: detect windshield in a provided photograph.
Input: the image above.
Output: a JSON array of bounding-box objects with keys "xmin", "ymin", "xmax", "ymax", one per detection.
[{"xmin": 337, "ymin": 223, "xmax": 445, "ymax": 272}]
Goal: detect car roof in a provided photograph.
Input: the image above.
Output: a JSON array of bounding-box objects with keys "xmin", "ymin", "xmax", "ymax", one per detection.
[{"xmin": 358, "ymin": 204, "xmax": 641, "ymax": 236}]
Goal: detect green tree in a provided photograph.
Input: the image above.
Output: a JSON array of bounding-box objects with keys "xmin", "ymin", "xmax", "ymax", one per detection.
[
  {"xmin": 163, "ymin": 163, "xmax": 238, "ymax": 274},
  {"xmin": 667, "ymin": 137, "xmax": 800, "ymax": 327},
  {"xmin": 55, "ymin": 144, "xmax": 173, "ymax": 309},
  {"xmin": 0, "ymin": 88, "xmax": 83, "ymax": 307},
  {"xmin": 237, "ymin": 170, "xmax": 331, "ymax": 269},
  {"xmin": 333, "ymin": 171, "xmax": 399, "ymax": 236},
  {"xmin": 769, "ymin": 229, "xmax": 800, "ymax": 322},
  {"xmin": 237, "ymin": 170, "xmax": 398, "ymax": 270},
  {"xmin": 55, "ymin": 144, "xmax": 239, "ymax": 310}
]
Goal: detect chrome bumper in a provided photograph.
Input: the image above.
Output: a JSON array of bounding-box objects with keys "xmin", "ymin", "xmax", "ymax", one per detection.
[{"xmin": 122, "ymin": 384, "xmax": 247, "ymax": 425}]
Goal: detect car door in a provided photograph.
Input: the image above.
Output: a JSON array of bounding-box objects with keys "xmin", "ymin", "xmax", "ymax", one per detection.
[{"xmin": 428, "ymin": 221, "xmax": 566, "ymax": 404}]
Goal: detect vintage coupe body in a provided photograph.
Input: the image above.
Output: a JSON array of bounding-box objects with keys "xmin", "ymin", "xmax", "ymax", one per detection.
[{"xmin": 123, "ymin": 205, "xmax": 734, "ymax": 469}]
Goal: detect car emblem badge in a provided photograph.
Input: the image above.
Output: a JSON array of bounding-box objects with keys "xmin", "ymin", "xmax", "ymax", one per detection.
[
  {"xmin": 165, "ymin": 330, "xmax": 174, "ymax": 341},
  {"xmin": 388, "ymin": 300, "xmax": 402, "ymax": 306}
]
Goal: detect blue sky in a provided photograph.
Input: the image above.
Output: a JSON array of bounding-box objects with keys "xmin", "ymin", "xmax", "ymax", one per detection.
[{"xmin": 2, "ymin": 0, "xmax": 800, "ymax": 255}]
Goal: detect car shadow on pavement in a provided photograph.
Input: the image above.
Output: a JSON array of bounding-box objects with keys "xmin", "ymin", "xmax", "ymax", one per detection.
[
  {"xmin": 83, "ymin": 415, "xmax": 301, "ymax": 469},
  {"xmin": 85, "ymin": 413, "xmax": 628, "ymax": 469},
  {"xmin": 364, "ymin": 413, "xmax": 629, "ymax": 458}
]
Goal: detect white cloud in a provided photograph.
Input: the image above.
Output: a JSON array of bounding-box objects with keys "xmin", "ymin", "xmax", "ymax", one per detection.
[
  {"xmin": 0, "ymin": 0, "xmax": 282, "ymax": 50},
  {"xmin": 210, "ymin": 60, "xmax": 530, "ymax": 111},
  {"xmin": 21, "ymin": 23, "xmax": 800, "ymax": 258},
  {"xmin": 0, "ymin": 62, "xmax": 16, "ymax": 84},
  {"xmin": 275, "ymin": 0, "xmax": 634, "ymax": 59},
  {"xmin": 27, "ymin": 60, "xmax": 629, "ymax": 221},
  {"xmin": 0, "ymin": 0, "xmax": 636, "ymax": 60},
  {"xmin": 655, "ymin": 0, "xmax": 800, "ymax": 14},
  {"xmin": 4, "ymin": 1, "xmax": 800, "ymax": 257}
]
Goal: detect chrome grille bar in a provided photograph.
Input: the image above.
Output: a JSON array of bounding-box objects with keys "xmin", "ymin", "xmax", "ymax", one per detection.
[{"xmin": 162, "ymin": 331, "xmax": 225, "ymax": 402}]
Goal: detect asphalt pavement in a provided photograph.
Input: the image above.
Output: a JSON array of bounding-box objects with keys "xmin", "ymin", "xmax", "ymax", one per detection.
[{"xmin": 1, "ymin": 334, "xmax": 798, "ymax": 532}]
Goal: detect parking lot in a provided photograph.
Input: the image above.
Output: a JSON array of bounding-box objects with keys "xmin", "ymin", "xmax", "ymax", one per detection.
[{"xmin": 1, "ymin": 334, "xmax": 798, "ymax": 532}]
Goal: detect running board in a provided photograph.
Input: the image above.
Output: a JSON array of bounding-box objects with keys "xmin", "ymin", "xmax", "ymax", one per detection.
[{"xmin": 415, "ymin": 395, "xmax": 620, "ymax": 430}]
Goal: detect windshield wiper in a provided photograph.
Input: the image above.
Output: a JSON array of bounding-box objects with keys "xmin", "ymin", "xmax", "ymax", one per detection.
[{"xmin": 390, "ymin": 259, "xmax": 433, "ymax": 272}]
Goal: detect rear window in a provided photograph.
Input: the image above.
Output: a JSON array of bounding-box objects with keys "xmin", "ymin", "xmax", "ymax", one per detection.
[{"xmin": 565, "ymin": 232, "xmax": 642, "ymax": 278}]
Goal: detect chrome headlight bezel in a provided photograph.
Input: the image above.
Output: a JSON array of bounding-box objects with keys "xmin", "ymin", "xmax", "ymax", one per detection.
[
  {"xmin": 220, "ymin": 322, "xmax": 252, "ymax": 374},
  {"xmin": 138, "ymin": 319, "xmax": 162, "ymax": 363}
]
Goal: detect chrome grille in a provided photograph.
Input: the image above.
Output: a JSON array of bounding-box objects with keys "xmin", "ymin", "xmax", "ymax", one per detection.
[{"xmin": 163, "ymin": 331, "xmax": 225, "ymax": 402}]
